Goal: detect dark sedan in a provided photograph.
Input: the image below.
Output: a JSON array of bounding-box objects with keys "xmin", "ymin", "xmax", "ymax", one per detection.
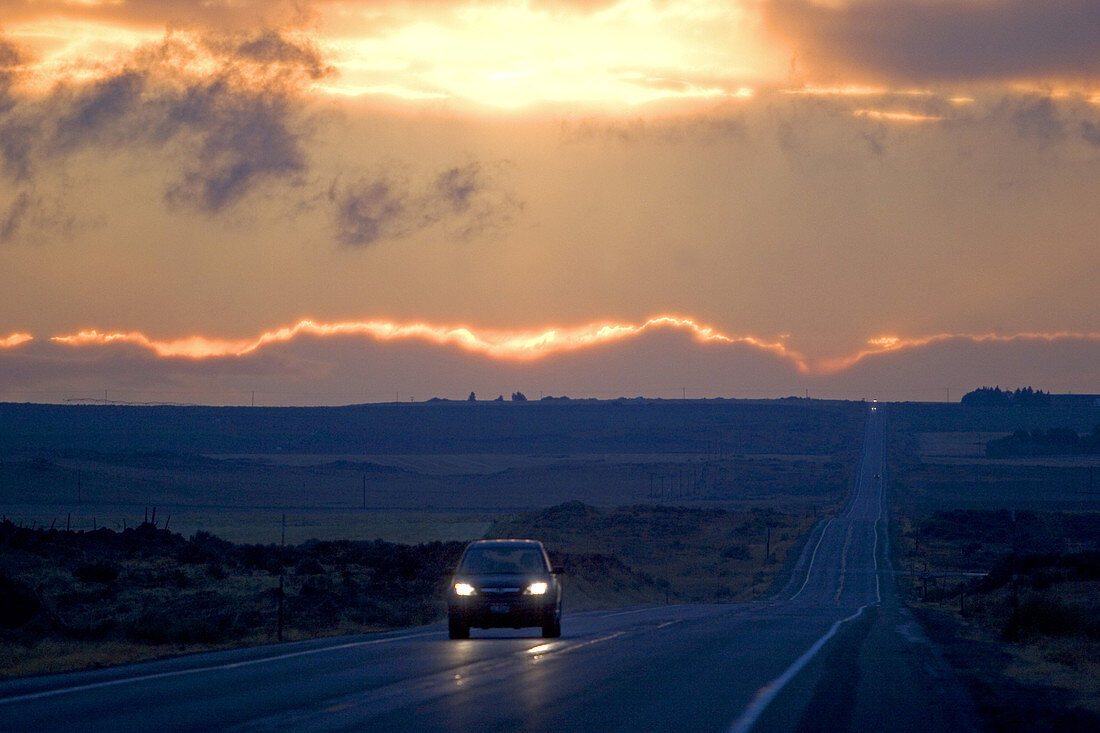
[{"xmin": 447, "ymin": 539, "xmax": 563, "ymax": 639}]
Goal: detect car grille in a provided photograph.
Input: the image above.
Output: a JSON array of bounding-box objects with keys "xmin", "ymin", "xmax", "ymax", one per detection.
[{"xmin": 479, "ymin": 587, "xmax": 522, "ymax": 597}]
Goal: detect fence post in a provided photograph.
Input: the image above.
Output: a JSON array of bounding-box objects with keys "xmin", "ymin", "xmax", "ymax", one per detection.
[{"xmin": 277, "ymin": 574, "xmax": 285, "ymax": 642}]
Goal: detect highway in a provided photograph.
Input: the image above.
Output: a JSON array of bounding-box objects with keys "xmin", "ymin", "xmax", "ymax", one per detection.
[{"xmin": 0, "ymin": 408, "xmax": 979, "ymax": 731}]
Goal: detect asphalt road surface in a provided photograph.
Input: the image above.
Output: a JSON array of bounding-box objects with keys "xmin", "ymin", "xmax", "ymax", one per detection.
[{"xmin": 1, "ymin": 407, "xmax": 980, "ymax": 732}]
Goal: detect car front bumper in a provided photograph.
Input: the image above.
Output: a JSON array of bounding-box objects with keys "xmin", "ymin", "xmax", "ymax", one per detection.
[{"xmin": 448, "ymin": 596, "xmax": 557, "ymax": 629}]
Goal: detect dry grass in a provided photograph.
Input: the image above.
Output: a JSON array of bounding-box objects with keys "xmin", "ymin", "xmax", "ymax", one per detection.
[
  {"xmin": 488, "ymin": 502, "xmax": 824, "ymax": 605},
  {"xmin": 894, "ymin": 511, "xmax": 1100, "ymax": 728}
]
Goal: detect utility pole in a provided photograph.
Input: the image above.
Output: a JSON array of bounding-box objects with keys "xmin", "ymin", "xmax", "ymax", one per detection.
[{"xmin": 277, "ymin": 574, "xmax": 285, "ymax": 642}]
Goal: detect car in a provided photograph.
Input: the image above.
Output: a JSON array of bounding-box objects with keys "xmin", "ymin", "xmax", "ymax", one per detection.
[{"xmin": 447, "ymin": 539, "xmax": 563, "ymax": 639}]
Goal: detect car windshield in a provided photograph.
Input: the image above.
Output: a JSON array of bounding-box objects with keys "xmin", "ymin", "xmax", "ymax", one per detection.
[{"xmin": 460, "ymin": 546, "xmax": 547, "ymax": 574}]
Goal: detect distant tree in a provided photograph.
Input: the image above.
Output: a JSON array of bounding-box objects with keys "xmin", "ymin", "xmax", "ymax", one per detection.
[
  {"xmin": 467, "ymin": 392, "xmax": 476, "ymax": 401},
  {"xmin": 511, "ymin": 392, "xmax": 527, "ymax": 401},
  {"xmin": 986, "ymin": 426, "xmax": 1098, "ymax": 457},
  {"xmin": 961, "ymin": 386, "xmax": 1049, "ymax": 407},
  {"xmin": 494, "ymin": 395, "xmax": 504, "ymax": 401}
]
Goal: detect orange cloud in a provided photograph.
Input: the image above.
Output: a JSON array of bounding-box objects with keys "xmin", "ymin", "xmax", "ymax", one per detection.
[
  {"xmin": 818, "ymin": 331, "xmax": 1100, "ymax": 374},
  {"xmin": 44, "ymin": 320, "xmax": 1100, "ymax": 378},
  {"xmin": 853, "ymin": 109, "xmax": 943, "ymax": 123},
  {"xmin": 1, "ymin": 333, "xmax": 34, "ymax": 348},
  {"xmin": 50, "ymin": 317, "xmax": 810, "ymax": 370}
]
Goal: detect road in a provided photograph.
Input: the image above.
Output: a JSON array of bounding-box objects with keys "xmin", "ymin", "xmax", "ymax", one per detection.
[{"xmin": 0, "ymin": 407, "xmax": 979, "ymax": 732}]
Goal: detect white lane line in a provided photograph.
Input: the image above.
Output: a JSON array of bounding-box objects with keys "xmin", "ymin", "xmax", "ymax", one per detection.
[
  {"xmin": 733, "ymin": 412, "xmax": 885, "ymax": 732},
  {"xmin": 657, "ymin": 619, "xmax": 684, "ymax": 629},
  {"xmin": 727, "ymin": 605, "xmax": 868, "ymax": 733},
  {"xmin": 524, "ymin": 632, "xmax": 625, "ymax": 658},
  {"xmin": 0, "ymin": 631, "xmax": 441, "ymax": 706},
  {"xmin": 599, "ymin": 605, "xmax": 685, "ymax": 618},
  {"xmin": 553, "ymin": 631, "xmax": 625, "ymax": 655},
  {"xmin": 834, "ymin": 522, "xmax": 855, "ymax": 603},
  {"xmin": 789, "ymin": 519, "xmax": 833, "ymax": 602}
]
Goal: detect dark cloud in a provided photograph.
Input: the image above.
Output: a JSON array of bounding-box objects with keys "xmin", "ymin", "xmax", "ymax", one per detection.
[
  {"xmin": 764, "ymin": 0, "xmax": 1100, "ymax": 83},
  {"xmin": 160, "ymin": 80, "xmax": 309, "ymax": 211},
  {"xmin": 331, "ymin": 163, "xmax": 519, "ymax": 247},
  {"xmin": 52, "ymin": 72, "xmax": 147, "ymax": 150},
  {"xmin": 217, "ymin": 31, "xmax": 332, "ymax": 81},
  {"xmin": 0, "ymin": 30, "xmax": 322, "ymax": 216},
  {"xmin": 0, "ymin": 35, "xmax": 23, "ymax": 96},
  {"xmin": 0, "ymin": 191, "xmax": 30, "ymax": 242},
  {"xmin": 559, "ymin": 113, "xmax": 747, "ymax": 145},
  {"xmin": 1081, "ymin": 121, "xmax": 1100, "ymax": 146},
  {"xmin": 1008, "ymin": 96, "xmax": 1066, "ymax": 142},
  {"xmin": 0, "ymin": 38, "xmax": 31, "ymax": 178},
  {"xmin": 0, "ymin": 119, "xmax": 34, "ymax": 181},
  {"xmin": 330, "ymin": 178, "xmax": 409, "ymax": 247}
]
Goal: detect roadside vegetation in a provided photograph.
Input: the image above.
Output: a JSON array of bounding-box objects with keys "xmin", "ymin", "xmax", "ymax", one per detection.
[
  {"xmin": 890, "ymin": 396, "xmax": 1100, "ymax": 730},
  {"xmin": 0, "ymin": 519, "xmax": 467, "ymax": 677},
  {"xmin": 896, "ymin": 510, "xmax": 1100, "ymax": 730},
  {"xmin": 0, "ymin": 500, "xmax": 820, "ymax": 678},
  {"xmin": 488, "ymin": 501, "xmax": 820, "ymax": 607}
]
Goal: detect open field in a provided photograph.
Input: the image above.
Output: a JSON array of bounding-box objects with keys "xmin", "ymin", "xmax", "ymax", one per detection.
[
  {"xmin": 0, "ymin": 507, "xmax": 499, "ymax": 547},
  {"xmin": 1, "ymin": 399, "xmax": 862, "ymax": 543}
]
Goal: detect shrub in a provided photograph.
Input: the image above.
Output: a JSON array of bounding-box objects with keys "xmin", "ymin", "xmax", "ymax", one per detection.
[
  {"xmin": 73, "ymin": 562, "xmax": 119, "ymax": 584},
  {"xmin": 722, "ymin": 544, "xmax": 752, "ymax": 561},
  {"xmin": 0, "ymin": 573, "xmax": 41, "ymax": 628},
  {"xmin": 1002, "ymin": 597, "xmax": 1083, "ymax": 640}
]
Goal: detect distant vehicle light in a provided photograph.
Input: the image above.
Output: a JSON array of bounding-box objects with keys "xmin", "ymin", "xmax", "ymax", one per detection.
[
  {"xmin": 526, "ymin": 582, "xmax": 549, "ymax": 595},
  {"xmin": 454, "ymin": 583, "xmax": 476, "ymax": 596}
]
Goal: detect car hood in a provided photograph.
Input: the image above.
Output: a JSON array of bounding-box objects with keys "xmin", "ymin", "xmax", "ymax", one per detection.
[{"xmin": 454, "ymin": 573, "xmax": 548, "ymax": 587}]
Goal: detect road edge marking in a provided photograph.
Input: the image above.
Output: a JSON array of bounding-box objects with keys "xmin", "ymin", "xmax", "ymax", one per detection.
[
  {"xmin": 0, "ymin": 631, "xmax": 441, "ymax": 706},
  {"xmin": 789, "ymin": 518, "xmax": 833, "ymax": 601},
  {"xmin": 727, "ymin": 605, "xmax": 867, "ymax": 733}
]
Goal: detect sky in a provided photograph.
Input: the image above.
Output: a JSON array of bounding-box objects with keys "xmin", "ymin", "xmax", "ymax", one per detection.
[{"xmin": 1, "ymin": 0, "xmax": 1098, "ymax": 404}]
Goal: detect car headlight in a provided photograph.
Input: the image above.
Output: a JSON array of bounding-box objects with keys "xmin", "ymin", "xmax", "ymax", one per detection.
[
  {"xmin": 525, "ymin": 582, "xmax": 549, "ymax": 595},
  {"xmin": 454, "ymin": 582, "xmax": 476, "ymax": 596}
]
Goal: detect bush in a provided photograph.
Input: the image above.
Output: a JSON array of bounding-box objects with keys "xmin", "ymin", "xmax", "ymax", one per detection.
[
  {"xmin": 1002, "ymin": 597, "xmax": 1084, "ymax": 640},
  {"xmin": 722, "ymin": 544, "xmax": 752, "ymax": 561},
  {"xmin": 0, "ymin": 573, "xmax": 41, "ymax": 628},
  {"xmin": 73, "ymin": 562, "xmax": 119, "ymax": 584}
]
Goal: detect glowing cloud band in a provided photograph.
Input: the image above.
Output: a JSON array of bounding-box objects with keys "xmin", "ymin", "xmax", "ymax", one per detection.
[
  {"xmin": 49, "ymin": 317, "xmax": 809, "ymax": 371},
  {"xmin": 818, "ymin": 332, "xmax": 1100, "ymax": 374},
  {"xmin": 1, "ymin": 333, "xmax": 34, "ymax": 349},
  {"xmin": 39, "ymin": 320, "xmax": 1100, "ymax": 376}
]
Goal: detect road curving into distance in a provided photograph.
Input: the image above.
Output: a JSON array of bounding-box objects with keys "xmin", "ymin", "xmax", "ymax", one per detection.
[{"xmin": 0, "ymin": 407, "xmax": 979, "ymax": 732}]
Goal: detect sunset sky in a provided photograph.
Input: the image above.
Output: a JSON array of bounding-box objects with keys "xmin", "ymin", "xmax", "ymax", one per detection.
[{"xmin": 1, "ymin": 0, "xmax": 1098, "ymax": 404}]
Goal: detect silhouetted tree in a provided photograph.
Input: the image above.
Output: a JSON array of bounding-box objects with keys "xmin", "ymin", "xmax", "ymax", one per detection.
[
  {"xmin": 511, "ymin": 392, "xmax": 527, "ymax": 401},
  {"xmin": 467, "ymin": 392, "xmax": 476, "ymax": 401},
  {"xmin": 961, "ymin": 386, "xmax": 1049, "ymax": 406}
]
